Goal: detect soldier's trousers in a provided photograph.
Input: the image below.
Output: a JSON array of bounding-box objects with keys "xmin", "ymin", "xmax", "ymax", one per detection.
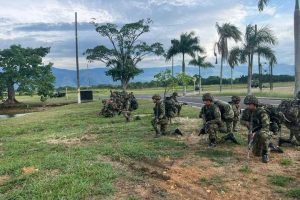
[
  {"xmin": 217, "ymin": 120, "xmax": 232, "ymax": 134},
  {"xmin": 176, "ymin": 105, "xmax": 182, "ymax": 115},
  {"xmin": 233, "ymin": 117, "xmax": 239, "ymax": 131},
  {"xmin": 151, "ymin": 118, "xmax": 168, "ymax": 135},
  {"xmin": 203, "ymin": 123, "xmax": 219, "ymax": 141},
  {"xmin": 123, "ymin": 111, "xmax": 131, "ymax": 122},
  {"xmin": 252, "ymin": 131, "xmax": 272, "ymax": 156}
]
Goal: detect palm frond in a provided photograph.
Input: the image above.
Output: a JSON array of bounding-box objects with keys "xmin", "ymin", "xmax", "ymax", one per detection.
[{"xmin": 258, "ymin": 0, "xmax": 270, "ymax": 12}]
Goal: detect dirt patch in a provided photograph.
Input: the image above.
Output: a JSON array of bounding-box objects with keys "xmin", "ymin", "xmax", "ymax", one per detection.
[
  {"xmin": 46, "ymin": 133, "xmax": 98, "ymax": 146},
  {"xmin": 0, "ymin": 175, "xmax": 11, "ymax": 185},
  {"xmin": 99, "ymin": 118, "xmax": 299, "ymax": 199},
  {"xmin": 21, "ymin": 166, "xmax": 38, "ymax": 175}
]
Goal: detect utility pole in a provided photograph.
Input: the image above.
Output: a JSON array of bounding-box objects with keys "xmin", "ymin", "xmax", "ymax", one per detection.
[
  {"xmin": 75, "ymin": 12, "xmax": 81, "ymax": 104},
  {"xmin": 295, "ymin": 0, "xmax": 300, "ymax": 96},
  {"xmin": 87, "ymin": 63, "xmax": 90, "ymax": 88},
  {"xmin": 172, "ymin": 56, "xmax": 174, "ymax": 92}
]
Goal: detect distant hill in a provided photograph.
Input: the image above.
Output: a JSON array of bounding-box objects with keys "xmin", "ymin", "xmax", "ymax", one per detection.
[{"xmin": 52, "ymin": 64, "xmax": 295, "ymax": 88}]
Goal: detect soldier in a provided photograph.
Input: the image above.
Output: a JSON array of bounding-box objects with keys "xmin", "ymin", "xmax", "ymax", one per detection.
[
  {"xmin": 171, "ymin": 92, "xmax": 183, "ymax": 116},
  {"xmin": 277, "ymin": 93, "xmax": 300, "ymax": 146},
  {"xmin": 241, "ymin": 95, "xmax": 271, "ymax": 163},
  {"xmin": 151, "ymin": 94, "xmax": 168, "ymax": 138},
  {"xmin": 100, "ymin": 99, "xmax": 117, "ymax": 117},
  {"xmin": 122, "ymin": 93, "xmax": 132, "ymax": 122},
  {"xmin": 214, "ymin": 99, "xmax": 239, "ymax": 144},
  {"xmin": 229, "ymin": 96, "xmax": 241, "ymax": 132},
  {"xmin": 199, "ymin": 93, "xmax": 222, "ymax": 147}
]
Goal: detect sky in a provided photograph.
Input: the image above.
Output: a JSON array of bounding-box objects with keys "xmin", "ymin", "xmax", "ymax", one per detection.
[{"xmin": 0, "ymin": 0, "xmax": 296, "ymax": 70}]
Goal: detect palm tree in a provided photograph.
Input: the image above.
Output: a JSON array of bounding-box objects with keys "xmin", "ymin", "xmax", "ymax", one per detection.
[
  {"xmin": 215, "ymin": 23, "xmax": 242, "ymax": 92},
  {"xmin": 228, "ymin": 24, "xmax": 277, "ymax": 94},
  {"xmin": 268, "ymin": 55, "xmax": 277, "ymax": 90},
  {"xmin": 189, "ymin": 55, "xmax": 214, "ymax": 94},
  {"xmin": 228, "ymin": 48, "xmax": 240, "ymax": 88},
  {"xmin": 166, "ymin": 32, "xmax": 204, "ymax": 95},
  {"xmin": 258, "ymin": 0, "xmax": 300, "ymax": 95}
]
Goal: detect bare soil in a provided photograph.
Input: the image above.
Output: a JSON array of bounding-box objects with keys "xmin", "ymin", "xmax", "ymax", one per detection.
[
  {"xmin": 46, "ymin": 133, "xmax": 98, "ymax": 146},
  {"xmin": 104, "ymin": 117, "xmax": 300, "ymax": 200}
]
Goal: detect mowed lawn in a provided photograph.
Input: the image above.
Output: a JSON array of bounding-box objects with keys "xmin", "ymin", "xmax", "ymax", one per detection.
[
  {"xmin": 0, "ymin": 100, "xmax": 189, "ymax": 199},
  {"xmin": 0, "ymin": 99, "xmax": 299, "ymax": 199}
]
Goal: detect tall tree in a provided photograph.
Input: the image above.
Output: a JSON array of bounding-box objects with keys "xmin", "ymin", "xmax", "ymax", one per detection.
[
  {"xmin": 258, "ymin": 0, "xmax": 300, "ymax": 96},
  {"xmin": 85, "ymin": 19, "xmax": 164, "ymax": 90},
  {"xmin": 228, "ymin": 47, "xmax": 241, "ymax": 88},
  {"xmin": 268, "ymin": 55, "xmax": 277, "ymax": 90},
  {"xmin": 189, "ymin": 55, "xmax": 214, "ymax": 94},
  {"xmin": 215, "ymin": 23, "xmax": 242, "ymax": 92},
  {"xmin": 166, "ymin": 32, "xmax": 204, "ymax": 95},
  {"xmin": 228, "ymin": 25, "xmax": 277, "ymax": 94},
  {"xmin": 0, "ymin": 45, "xmax": 54, "ymax": 104}
]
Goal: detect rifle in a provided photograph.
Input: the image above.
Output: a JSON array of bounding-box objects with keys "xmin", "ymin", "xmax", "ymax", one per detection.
[{"xmin": 247, "ymin": 125, "xmax": 261, "ymax": 159}]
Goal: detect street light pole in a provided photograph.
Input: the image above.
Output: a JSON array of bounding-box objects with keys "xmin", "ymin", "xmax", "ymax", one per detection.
[{"xmin": 75, "ymin": 12, "xmax": 81, "ymax": 104}]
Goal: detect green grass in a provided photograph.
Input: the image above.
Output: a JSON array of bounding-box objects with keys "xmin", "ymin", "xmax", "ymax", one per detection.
[
  {"xmin": 199, "ymin": 175, "xmax": 225, "ymax": 186},
  {"xmin": 239, "ymin": 165, "xmax": 251, "ymax": 173},
  {"xmin": 199, "ymin": 175, "xmax": 227, "ymax": 192},
  {"xmin": 280, "ymin": 158, "xmax": 293, "ymax": 166},
  {"xmin": 287, "ymin": 188, "xmax": 300, "ymax": 199},
  {"xmin": 0, "ymin": 100, "xmax": 197, "ymax": 199},
  {"xmin": 196, "ymin": 149, "xmax": 235, "ymax": 165},
  {"xmin": 268, "ymin": 175, "xmax": 295, "ymax": 187}
]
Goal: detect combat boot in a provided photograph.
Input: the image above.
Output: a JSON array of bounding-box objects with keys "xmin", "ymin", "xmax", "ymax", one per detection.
[
  {"xmin": 154, "ymin": 130, "xmax": 161, "ymax": 138},
  {"xmin": 228, "ymin": 133, "xmax": 240, "ymax": 144},
  {"xmin": 262, "ymin": 154, "xmax": 269, "ymax": 163},
  {"xmin": 278, "ymin": 138, "xmax": 291, "ymax": 146},
  {"xmin": 222, "ymin": 133, "xmax": 240, "ymax": 144},
  {"xmin": 209, "ymin": 139, "xmax": 217, "ymax": 148},
  {"xmin": 174, "ymin": 128, "xmax": 183, "ymax": 136},
  {"xmin": 154, "ymin": 133, "xmax": 161, "ymax": 138}
]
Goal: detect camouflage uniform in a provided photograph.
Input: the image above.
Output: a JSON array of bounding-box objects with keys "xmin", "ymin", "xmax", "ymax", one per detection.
[
  {"xmin": 122, "ymin": 94, "xmax": 132, "ymax": 122},
  {"xmin": 171, "ymin": 92, "xmax": 182, "ymax": 116},
  {"xmin": 229, "ymin": 96, "xmax": 241, "ymax": 132},
  {"xmin": 100, "ymin": 99, "xmax": 117, "ymax": 117},
  {"xmin": 151, "ymin": 94, "xmax": 168, "ymax": 137},
  {"xmin": 214, "ymin": 99, "xmax": 234, "ymax": 133},
  {"xmin": 199, "ymin": 93, "xmax": 222, "ymax": 146},
  {"xmin": 164, "ymin": 96, "xmax": 178, "ymax": 119},
  {"xmin": 241, "ymin": 95, "xmax": 271, "ymax": 162}
]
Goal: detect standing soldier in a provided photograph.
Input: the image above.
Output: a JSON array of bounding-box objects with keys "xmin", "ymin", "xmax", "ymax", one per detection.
[
  {"xmin": 199, "ymin": 93, "xmax": 222, "ymax": 147},
  {"xmin": 151, "ymin": 94, "xmax": 168, "ymax": 138},
  {"xmin": 229, "ymin": 96, "xmax": 241, "ymax": 132},
  {"xmin": 241, "ymin": 95, "xmax": 271, "ymax": 163}
]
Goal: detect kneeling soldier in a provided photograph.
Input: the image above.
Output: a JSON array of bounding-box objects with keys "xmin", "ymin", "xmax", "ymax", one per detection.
[
  {"xmin": 241, "ymin": 95, "xmax": 271, "ymax": 163},
  {"xmin": 199, "ymin": 93, "xmax": 222, "ymax": 147}
]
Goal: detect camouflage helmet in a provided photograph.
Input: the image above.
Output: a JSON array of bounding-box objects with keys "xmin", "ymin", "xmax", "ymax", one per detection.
[
  {"xmin": 244, "ymin": 95, "xmax": 259, "ymax": 105},
  {"xmin": 202, "ymin": 93, "xmax": 214, "ymax": 101},
  {"xmin": 152, "ymin": 94, "xmax": 161, "ymax": 100},
  {"xmin": 297, "ymin": 91, "xmax": 300, "ymax": 99},
  {"xmin": 231, "ymin": 96, "xmax": 241, "ymax": 102},
  {"xmin": 172, "ymin": 92, "xmax": 179, "ymax": 97}
]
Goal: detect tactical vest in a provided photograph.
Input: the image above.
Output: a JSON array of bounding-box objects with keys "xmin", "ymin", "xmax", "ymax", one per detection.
[{"xmin": 202, "ymin": 105, "xmax": 218, "ymax": 121}]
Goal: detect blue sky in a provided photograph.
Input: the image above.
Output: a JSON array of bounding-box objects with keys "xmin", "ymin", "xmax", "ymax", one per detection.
[{"xmin": 0, "ymin": 0, "xmax": 296, "ymax": 69}]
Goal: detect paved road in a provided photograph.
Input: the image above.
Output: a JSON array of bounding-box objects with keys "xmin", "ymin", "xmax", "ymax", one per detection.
[{"xmin": 136, "ymin": 94, "xmax": 285, "ymax": 108}]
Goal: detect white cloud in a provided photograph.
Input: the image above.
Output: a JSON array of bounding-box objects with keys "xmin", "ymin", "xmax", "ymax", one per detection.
[{"xmin": 0, "ymin": 0, "xmax": 296, "ymax": 69}]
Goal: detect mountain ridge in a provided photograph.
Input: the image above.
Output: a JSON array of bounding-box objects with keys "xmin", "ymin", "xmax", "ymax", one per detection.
[{"xmin": 52, "ymin": 64, "xmax": 295, "ymax": 87}]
